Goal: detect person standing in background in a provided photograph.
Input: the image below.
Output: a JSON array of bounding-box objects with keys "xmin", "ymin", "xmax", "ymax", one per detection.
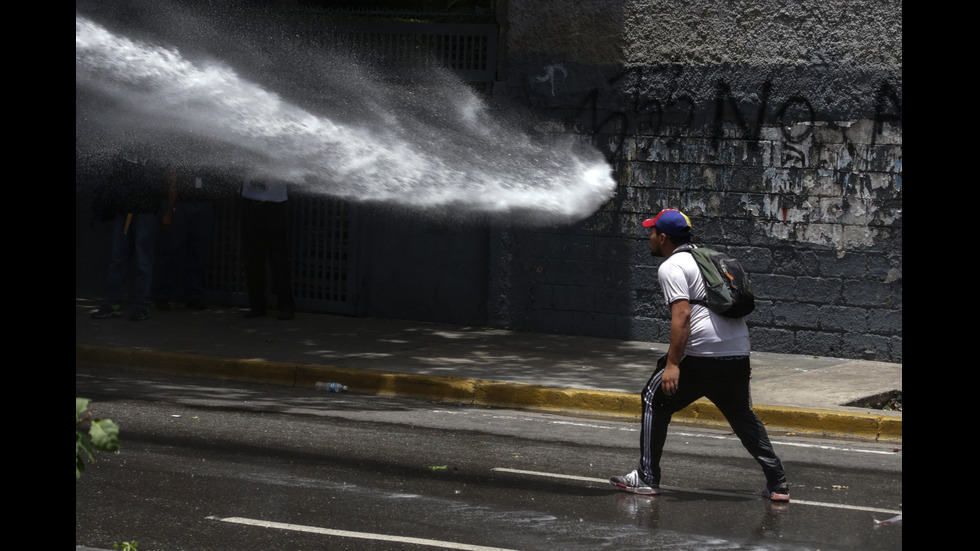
[
  {"xmin": 91, "ymin": 151, "xmax": 172, "ymax": 321},
  {"xmin": 240, "ymin": 178, "xmax": 295, "ymax": 320},
  {"xmin": 152, "ymin": 169, "xmax": 222, "ymax": 311}
]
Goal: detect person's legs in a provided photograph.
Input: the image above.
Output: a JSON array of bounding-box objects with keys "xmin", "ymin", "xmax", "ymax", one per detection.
[
  {"xmin": 183, "ymin": 201, "xmax": 213, "ymax": 304},
  {"xmin": 130, "ymin": 213, "xmax": 158, "ymax": 318},
  {"xmin": 98, "ymin": 214, "xmax": 133, "ymax": 311},
  {"xmin": 636, "ymin": 355, "xmax": 702, "ymax": 486},
  {"xmin": 240, "ymin": 199, "xmax": 267, "ymax": 315},
  {"xmin": 152, "ymin": 204, "xmax": 180, "ymax": 306},
  {"xmin": 703, "ymin": 357, "xmax": 788, "ymax": 490},
  {"xmin": 637, "ymin": 366, "xmax": 671, "ymax": 486},
  {"xmin": 266, "ymin": 200, "xmax": 294, "ymax": 316}
]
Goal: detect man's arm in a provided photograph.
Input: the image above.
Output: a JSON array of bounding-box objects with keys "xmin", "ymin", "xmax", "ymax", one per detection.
[{"xmin": 661, "ymin": 299, "xmax": 691, "ymax": 396}]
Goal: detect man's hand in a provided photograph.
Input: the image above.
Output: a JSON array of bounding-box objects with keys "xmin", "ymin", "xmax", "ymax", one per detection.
[
  {"xmin": 664, "ymin": 299, "xmax": 691, "ymax": 396},
  {"xmin": 661, "ymin": 362, "xmax": 680, "ymax": 395}
]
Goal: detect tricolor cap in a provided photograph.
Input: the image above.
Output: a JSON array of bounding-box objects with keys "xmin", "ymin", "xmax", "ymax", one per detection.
[{"xmin": 642, "ymin": 209, "xmax": 693, "ymax": 237}]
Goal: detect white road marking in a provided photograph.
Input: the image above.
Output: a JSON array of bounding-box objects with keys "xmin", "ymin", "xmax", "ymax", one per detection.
[
  {"xmin": 209, "ymin": 516, "xmax": 521, "ymax": 551},
  {"xmin": 491, "ymin": 467, "xmax": 903, "ymax": 515},
  {"xmin": 764, "ymin": 438, "xmax": 900, "ymax": 455}
]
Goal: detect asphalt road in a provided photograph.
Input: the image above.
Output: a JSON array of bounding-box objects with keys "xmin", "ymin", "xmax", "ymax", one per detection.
[{"xmin": 76, "ymin": 364, "xmax": 902, "ymax": 551}]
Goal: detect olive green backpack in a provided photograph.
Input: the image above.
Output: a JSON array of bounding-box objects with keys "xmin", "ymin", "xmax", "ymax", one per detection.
[{"xmin": 680, "ymin": 246, "xmax": 756, "ymax": 318}]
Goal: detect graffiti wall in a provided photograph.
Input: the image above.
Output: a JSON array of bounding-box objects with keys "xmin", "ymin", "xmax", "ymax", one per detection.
[{"xmin": 488, "ymin": 0, "xmax": 902, "ymax": 362}]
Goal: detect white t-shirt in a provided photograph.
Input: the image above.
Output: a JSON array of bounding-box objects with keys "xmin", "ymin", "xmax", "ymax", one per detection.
[
  {"xmin": 242, "ymin": 180, "xmax": 288, "ymax": 203},
  {"xmin": 657, "ymin": 247, "xmax": 750, "ymax": 357}
]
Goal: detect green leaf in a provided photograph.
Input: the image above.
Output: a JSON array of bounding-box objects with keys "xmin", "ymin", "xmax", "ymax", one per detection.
[
  {"xmin": 76, "ymin": 446, "xmax": 86, "ymax": 479},
  {"xmin": 77, "ymin": 398, "xmax": 91, "ymax": 421},
  {"xmin": 77, "ymin": 432, "xmax": 96, "ymax": 461},
  {"xmin": 77, "ymin": 398, "xmax": 122, "ymax": 479},
  {"xmin": 89, "ymin": 418, "xmax": 120, "ymax": 452}
]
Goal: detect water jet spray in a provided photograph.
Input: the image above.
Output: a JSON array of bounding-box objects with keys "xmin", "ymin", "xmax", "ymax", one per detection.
[{"xmin": 75, "ymin": 4, "xmax": 616, "ymax": 225}]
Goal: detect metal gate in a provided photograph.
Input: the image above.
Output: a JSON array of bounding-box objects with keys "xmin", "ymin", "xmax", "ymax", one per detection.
[
  {"xmin": 290, "ymin": 194, "xmax": 358, "ymax": 313},
  {"xmin": 204, "ymin": 194, "xmax": 358, "ymax": 315},
  {"xmin": 203, "ymin": 13, "xmax": 497, "ymax": 315},
  {"xmin": 309, "ymin": 20, "xmax": 498, "ymax": 90}
]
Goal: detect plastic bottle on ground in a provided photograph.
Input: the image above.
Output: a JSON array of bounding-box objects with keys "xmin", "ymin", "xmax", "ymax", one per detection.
[{"xmin": 315, "ymin": 382, "xmax": 349, "ymax": 392}]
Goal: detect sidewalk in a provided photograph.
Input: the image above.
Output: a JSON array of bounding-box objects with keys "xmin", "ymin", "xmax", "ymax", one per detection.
[{"xmin": 75, "ymin": 297, "xmax": 902, "ymax": 443}]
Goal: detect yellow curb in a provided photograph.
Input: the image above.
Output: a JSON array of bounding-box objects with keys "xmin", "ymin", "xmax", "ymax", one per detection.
[
  {"xmin": 749, "ymin": 404, "xmax": 902, "ymax": 443},
  {"xmin": 76, "ymin": 344, "xmax": 298, "ymax": 385},
  {"xmin": 473, "ymin": 382, "xmax": 642, "ymax": 418},
  {"xmin": 76, "ymin": 344, "xmax": 901, "ymax": 443}
]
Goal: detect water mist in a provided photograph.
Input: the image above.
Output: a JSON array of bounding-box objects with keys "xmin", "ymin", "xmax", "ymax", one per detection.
[{"xmin": 75, "ymin": 5, "xmax": 616, "ymax": 224}]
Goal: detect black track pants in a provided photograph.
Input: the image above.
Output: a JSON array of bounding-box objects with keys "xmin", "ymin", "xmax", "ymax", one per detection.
[{"xmin": 638, "ymin": 354, "xmax": 787, "ymax": 488}]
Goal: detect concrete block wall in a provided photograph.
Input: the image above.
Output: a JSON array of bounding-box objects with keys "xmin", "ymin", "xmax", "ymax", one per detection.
[{"xmin": 488, "ymin": 0, "xmax": 902, "ymax": 362}]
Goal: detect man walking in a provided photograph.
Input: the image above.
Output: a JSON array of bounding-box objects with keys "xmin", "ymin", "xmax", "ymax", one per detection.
[{"xmin": 609, "ymin": 209, "xmax": 790, "ymax": 502}]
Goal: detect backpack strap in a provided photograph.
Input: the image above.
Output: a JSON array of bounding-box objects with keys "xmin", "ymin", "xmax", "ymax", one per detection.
[{"xmin": 672, "ymin": 245, "xmax": 708, "ymax": 307}]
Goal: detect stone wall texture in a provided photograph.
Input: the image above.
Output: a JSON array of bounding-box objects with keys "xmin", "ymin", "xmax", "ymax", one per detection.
[{"xmin": 488, "ymin": 0, "xmax": 902, "ymax": 362}]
